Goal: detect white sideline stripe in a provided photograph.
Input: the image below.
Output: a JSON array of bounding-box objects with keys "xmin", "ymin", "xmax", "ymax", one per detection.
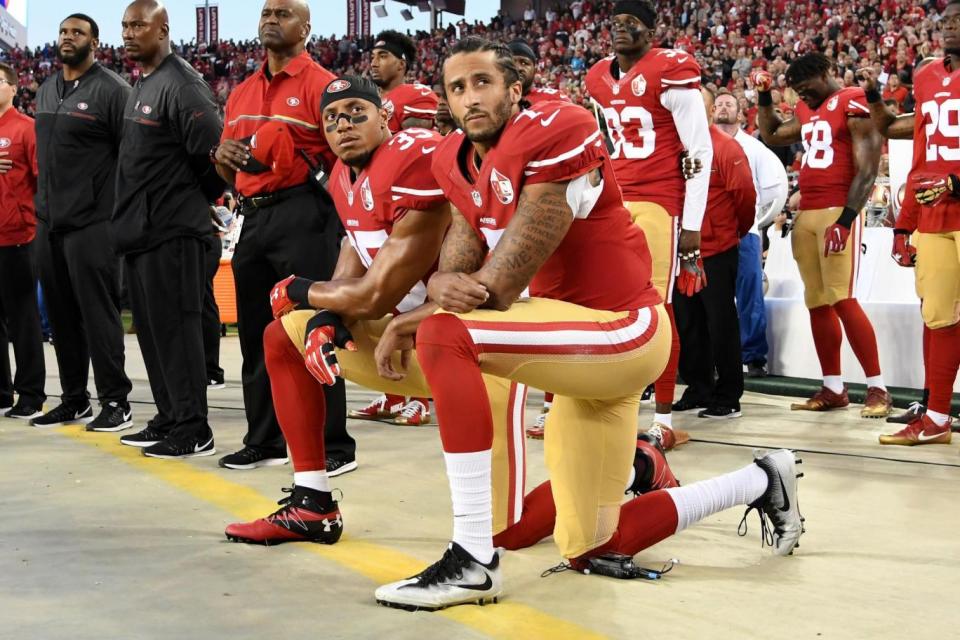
[
  {"xmin": 511, "ymin": 383, "xmax": 527, "ymax": 525},
  {"xmin": 525, "ymin": 130, "xmax": 602, "ymax": 169},
  {"xmin": 467, "ymin": 308, "xmax": 652, "ymax": 347},
  {"xmin": 391, "ymin": 186, "xmax": 445, "ymax": 196}
]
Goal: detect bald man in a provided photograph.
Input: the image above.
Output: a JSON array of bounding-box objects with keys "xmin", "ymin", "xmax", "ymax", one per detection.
[
  {"xmin": 212, "ymin": 0, "xmax": 348, "ymax": 473},
  {"xmin": 113, "ymin": 0, "xmax": 226, "ymax": 458}
]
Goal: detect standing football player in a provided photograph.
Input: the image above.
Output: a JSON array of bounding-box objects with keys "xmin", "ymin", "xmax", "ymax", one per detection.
[
  {"xmin": 507, "ymin": 39, "xmax": 572, "ymax": 107},
  {"xmin": 756, "ymin": 53, "xmax": 892, "ymax": 418},
  {"xmin": 372, "ymin": 37, "xmax": 802, "ymax": 613},
  {"xmin": 584, "ymin": 0, "xmax": 712, "ymax": 434}
]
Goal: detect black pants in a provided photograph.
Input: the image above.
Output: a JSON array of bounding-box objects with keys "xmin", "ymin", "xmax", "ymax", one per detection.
[
  {"xmin": 126, "ymin": 237, "xmax": 209, "ymax": 439},
  {"xmin": 232, "ymin": 189, "xmax": 350, "ymax": 459},
  {"xmin": 35, "ymin": 221, "xmax": 131, "ymax": 407},
  {"xmin": 674, "ymin": 245, "xmax": 744, "ymax": 408},
  {"xmin": 202, "ymin": 233, "xmax": 224, "ymax": 383},
  {"xmin": 0, "ymin": 242, "xmax": 45, "ymax": 408}
]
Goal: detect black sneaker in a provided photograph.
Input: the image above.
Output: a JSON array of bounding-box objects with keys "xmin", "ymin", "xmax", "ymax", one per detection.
[
  {"xmin": 5, "ymin": 401, "xmax": 43, "ymax": 420},
  {"xmin": 86, "ymin": 401, "xmax": 133, "ymax": 432},
  {"xmin": 698, "ymin": 406, "xmax": 742, "ymax": 419},
  {"xmin": 142, "ymin": 431, "xmax": 216, "ymax": 459},
  {"xmin": 208, "ymin": 378, "xmax": 226, "ymax": 390},
  {"xmin": 219, "ymin": 446, "xmax": 290, "ymax": 470},
  {"xmin": 120, "ymin": 425, "xmax": 169, "ymax": 448},
  {"xmin": 672, "ymin": 396, "xmax": 706, "ymax": 412},
  {"xmin": 31, "ymin": 403, "xmax": 93, "ymax": 428},
  {"xmin": 326, "ymin": 457, "xmax": 358, "ymax": 478},
  {"xmin": 745, "ymin": 362, "xmax": 768, "ymax": 378},
  {"xmin": 639, "ymin": 383, "xmax": 654, "ymax": 405},
  {"xmin": 886, "ymin": 401, "xmax": 925, "ymax": 424}
]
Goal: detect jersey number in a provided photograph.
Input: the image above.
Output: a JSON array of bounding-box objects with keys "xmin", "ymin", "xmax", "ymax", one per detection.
[
  {"xmin": 388, "ymin": 128, "xmax": 435, "ymax": 151},
  {"xmin": 800, "ymin": 120, "xmax": 834, "ymax": 169},
  {"xmin": 602, "ymin": 106, "xmax": 656, "ymax": 160},
  {"xmin": 921, "ymin": 98, "xmax": 960, "ymax": 162}
]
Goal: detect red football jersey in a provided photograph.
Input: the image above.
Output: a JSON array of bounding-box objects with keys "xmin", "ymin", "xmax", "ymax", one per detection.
[
  {"xmin": 383, "ymin": 83, "xmax": 439, "ymax": 133},
  {"xmin": 793, "ymin": 87, "xmax": 870, "ymax": 210},
  {"xmin": 584, "ymin": 48, "xmax": 702, "ymax": 214},
  {"xmin": 330, "ymin": 127, "xmax": 446, "ymax": 312},
  {"xmin": 431, "ymin": 102, "xmax": 661, "ymax": 312},
  {"xmin": 904, "ymin": 58, "xmax": 960, "ymax": 233},
  {"xmin": 526, "ymin": 86, "xmax": 572, "ymax": 106},
  {"xmin": 0, "ymin": 108, "xmax": 38, "ymax": 246}
]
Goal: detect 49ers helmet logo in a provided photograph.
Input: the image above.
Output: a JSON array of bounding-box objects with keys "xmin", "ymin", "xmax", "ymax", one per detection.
[
  {"xmin": 490, "ymin": 168, "xmax": 514, "ymax": 205},
  {"xmin": 327, "ymin": 79, "xmax": 351, "ymax": 93},
  {"xmin": 0, "ymin": 138, "xmax": 10, "ymax": 149},
  {"xmin": 360, "ymin": 177, "xmax": 374, "ymax": 211}
]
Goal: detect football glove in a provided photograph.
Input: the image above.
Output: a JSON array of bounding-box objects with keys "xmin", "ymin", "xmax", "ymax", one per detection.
[
  {"xmin": 823, "ymin": 223, "xmax": 850, "ymax": 256},
  {"xmin": 750, "ymin": 69, "xmax": 774, "ymax": 93},
  {"xmin": 891, "ymin": 230, "xmax": 917, "ymax": 267},
  {"xmin": 913, "ymin": 174, "xmax": 960, "ymax": 206},
  {"xmin": 679, "ymin": 151, "xmax": 702, "ymax": 180},
  {"xmin": 304, "ymin": 311, "xmax": 356, "ymax": 386},
  {"xmin": 676, "ymin": 250, "xmax": 707, "ymax": 296},
  {"xmin": 270, "ymin": 275, "xmax": 313, "ymax": 319}
]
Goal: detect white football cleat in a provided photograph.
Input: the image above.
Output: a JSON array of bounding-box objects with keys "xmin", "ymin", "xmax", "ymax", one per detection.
[{"xmin": 741, "ymin": 449, "xmax": 805, "ymax": 556}]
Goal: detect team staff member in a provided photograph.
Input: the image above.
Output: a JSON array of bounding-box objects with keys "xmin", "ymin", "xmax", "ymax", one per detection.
[
  {"xmin": 0, "ymin": 62, "xmax": 46, "ymax": 420},
  {"xmin": 673, "ymin": 88, "xmax": 756, "ymax": 419},
  {"xmin": 32, "ymin": 13, "xmax": 135, "ymax": 432},
  {"xmin": 213, "ymin": 0, "xmax": 349, "ymax": 472},
  {"xmin": 113, "ymin": 0, "xmax": 224, "ymax": 458}
]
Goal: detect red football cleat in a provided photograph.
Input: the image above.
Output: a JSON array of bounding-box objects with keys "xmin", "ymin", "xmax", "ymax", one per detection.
[
  {"xmin": 790, "ymin": 386, "xmax": 850, "ymax": 411},
  {"xmin": 645, "ymin": 423, "xmax": 689, "ymax": 451},
  {"xmin": 348, "ymin": 393, "xmax": 405, "ymax": 420},
  {"xmin": 879, "ymin": 414, "xmax": 952, "ymax": 446},
  {"xmin": 526, "ymin": 411, "xmax": 548, "ymax": 439},
  {"xmin": 392, "ymin": 398, "xmax": 431, "ymax": 426},
  {"xmin": 225, "ymin": 486, "xmax": 343, "ymax": 545},
  {"xmin": 627, "ymin": 435, "xmax": 680, "ymax": 495}
]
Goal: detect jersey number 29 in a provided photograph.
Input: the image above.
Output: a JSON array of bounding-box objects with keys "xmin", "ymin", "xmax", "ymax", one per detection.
[{"xmin": 921, "ymin": 99, "xmax": 960, "ymax": 162}]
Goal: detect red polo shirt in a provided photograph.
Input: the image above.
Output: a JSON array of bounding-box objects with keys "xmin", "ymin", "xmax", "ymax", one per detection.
[
  {"xmin": 701, "ymin": 125, "xmax": 756, "ymax": 258},
  {"xmin": 222, "ymin": 52, "xmax": 336, "ymax": 197},
  {"xmin": 0, "ymin": 108, "xmax": 38, "ymax": 246}
]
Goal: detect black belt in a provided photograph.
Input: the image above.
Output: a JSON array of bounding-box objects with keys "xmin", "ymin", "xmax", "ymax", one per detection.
[{"xmin": 239, "ymin": 184, "xmax": 314, "ymax": 211}]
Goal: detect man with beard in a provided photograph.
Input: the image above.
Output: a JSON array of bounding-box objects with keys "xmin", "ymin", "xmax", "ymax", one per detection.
[
  {"xmin": 31, "ymin": 13, "xmax": 135, "ymax": 432},
  {"xmin": 212, "ymin": 0, "xmax": 351, "ymax": 473},
  {"xmin": 507, "ymin": 39, "xmax": 572, "ymax": 107},
  {"xmin": 370, "ymin": 31, "xmax": 439, "ymax": 134},
  {"xmin": 113, "ymin": 0, "xmax": 224, "ymax": 458}
]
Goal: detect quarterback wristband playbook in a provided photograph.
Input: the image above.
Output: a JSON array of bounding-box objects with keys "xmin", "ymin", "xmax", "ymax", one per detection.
[
  {"xmin": 757, "ymin": 90, "xmax": 773, "ymax": 107},
  {"xmin": 836, "ymin": 206, "xmax": 859, "ymax": 229},
  {"xmin": 287, "ymin": 277, "xmax": 315, "ymax": 307}
]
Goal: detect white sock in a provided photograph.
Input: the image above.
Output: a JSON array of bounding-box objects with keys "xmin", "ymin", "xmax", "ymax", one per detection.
[
  {"xmin": 294, "ymin": 470, "xmax": 330, "ymax": 493},
  {"xmin": 653, "ymin": 412, "xmax": 673, "ymax": 427},
  {"xmin": 665, "ymin": 463, "xmax": 768, "ymax": 532},
  {"xmin": 626, "ymin": 465, "xmax": 636, "ymax": 492},
  {"xmin": 444, "ymin": 450, "xmax": 494, "ymax": 563},
  {"xmin": 822, "ymin": 375, "xmax": 844, "ymax": 394},
  {"xmin": 865, "ymin": 375, "xmax": 886, "ymax": 391},
  {"xmin": 927, "ymin": 410, "xmax": 949, "ymax": 427}
]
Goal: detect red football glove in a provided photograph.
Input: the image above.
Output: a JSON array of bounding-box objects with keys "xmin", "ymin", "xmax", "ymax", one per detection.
[
  {"xmin": 823, "ymin": 224, "xmax": 850, "ymax": 256},
  {"xmin": 303, "ymin": 311, "xmax": 357, "ymax": 386},
  {"xmin": 676, "ymin": 252, "xmax": 707, "ymax": 297},
  {"xmin": 913, "ymin": 174, "xmax": 960, "ymax": 206},
  {"xmin": 270, "ymin": 275, "xmax": 313, "ymax": 319},
  {"xmin": 750, "ymin": 69, "xmax": 774, "ymax": 93},
  {"xmin": 891, "ymin": 231, "xmax": 917, "ymax": 267}
]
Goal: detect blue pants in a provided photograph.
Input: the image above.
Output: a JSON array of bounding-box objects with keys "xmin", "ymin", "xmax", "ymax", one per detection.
[
  {"xmin": 37, "ymin": 282, "xmax": 51, "ymax": 338},
  {"xmin": 736, "ymin": 233, "xmax": 768, "ymax": 365}
]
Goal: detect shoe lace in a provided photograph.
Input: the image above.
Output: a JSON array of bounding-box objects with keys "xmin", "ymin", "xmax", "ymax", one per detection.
[
  {"xmin": 534, "ymin": 413, "xmax": 547, "ymax": 429},
  {"xmin": 414, "ymin": 548, "xmax": 468, "ymax": 586},
  {"xmin": 646, "ymin": 424, "xmax": 664, "ymax": 445},
  {"xmin": 905, "ymin": 401, "xmax": 923, "ymax": 413},
  {"xmin": 737, "ymin": 505, "xmax": 775, "ymax": 549},
  {"xmin": 398, "ymin": 401, "xmax": 426, "ymax": 420}
]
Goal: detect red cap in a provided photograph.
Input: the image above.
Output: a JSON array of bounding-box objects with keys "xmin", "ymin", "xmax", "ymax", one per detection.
[{"xmin": 247, "ymin": 121, "xmax": 296, "ymax": 175}]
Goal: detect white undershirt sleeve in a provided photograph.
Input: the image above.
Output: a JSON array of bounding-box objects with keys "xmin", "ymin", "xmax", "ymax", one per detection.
[{"xmin": 661, "ymin": 88, "xmax": 712, "ymax": 232}]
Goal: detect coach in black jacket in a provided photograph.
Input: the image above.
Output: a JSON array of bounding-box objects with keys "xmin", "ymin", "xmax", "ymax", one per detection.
[
  {"xmin": 113, "ymin": 0, "xmax": 224, "ymax": 458},
  {"xmin": 32, "ymin": 13, "xmax": 135, "ymax": 432}
]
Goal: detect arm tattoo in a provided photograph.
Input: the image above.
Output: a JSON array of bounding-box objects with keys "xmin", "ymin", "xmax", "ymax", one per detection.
[{"xmin": 439, "ymin": 209, "xmax": 486, "ymax": 273}]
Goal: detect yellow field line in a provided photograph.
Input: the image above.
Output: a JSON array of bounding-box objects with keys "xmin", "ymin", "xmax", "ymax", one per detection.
[{"xmin": 56, "ymin": 427, "xmax": 607, "ymax": 640}]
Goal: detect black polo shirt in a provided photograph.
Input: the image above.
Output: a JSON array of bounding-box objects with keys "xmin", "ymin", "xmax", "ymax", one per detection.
[
  {"xmin": 113, "ymin": 53, "xmax": 224, "ymax": 255},
  {"xmin": 35, "ymin": 63, "xmax": 130, "ymax": 233}
]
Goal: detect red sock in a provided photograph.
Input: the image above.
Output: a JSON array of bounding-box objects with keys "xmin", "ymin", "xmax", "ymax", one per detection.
[
  {"xmin": 263, "ymin": 320, "xmax": 326, "ymax": 471},
  {"xmin": 543, "ymin": 392, "xmax": 554, "ymax": 408},
  {"xmin": 385, "ymin": 393, "xmax": 407, "ymax": 406},
  {"xmin": 576, "ymin": 490, "xmax": 679, "ymax": 559},
  {"xmin": 416, "ymin": 314, "xmax": 493, "ymax": 452},
  {"xmin": 492, "ymin": 481, "xmax": 556, "ymax": 550},
  {"xmin": 922, "ymin": 322, "xmax": 931, "ymax": 391},
  {"xmin": 833, "ymin": 299, "xmax": 881, "ymax": 378},
  {"xmin": 927, "ymin": 323, "xmax": 960, "ymax": 416},
  {"xmin": 809, "ymin": 305, "xmax": 842, "ymax": 377},
  {"xmin": 654, "ymin": 303, "xmax": 679, "ymax": 405}
]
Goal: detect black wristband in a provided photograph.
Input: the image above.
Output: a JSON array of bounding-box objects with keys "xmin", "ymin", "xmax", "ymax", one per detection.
[
  {"xmin": 865, "ymin": 88, "xmax": 882, "ymax": 104},
  {"xmin": 286, "ymin": 277, "xmax": 315, "ymax": 306},
  {"xmin": 836, "ymin": 206, "xmax": 859, "ymax": 229},
  {"xmin": 757, "ymin": 91, "xmax": 773, "ymax": 107},
  {"xmin": 893, "ymin": 228, "xmax": 910, "ymax": 236}
]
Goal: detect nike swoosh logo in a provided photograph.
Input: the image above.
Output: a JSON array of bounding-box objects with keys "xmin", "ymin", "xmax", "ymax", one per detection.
[
  {"xmin": 918, "ymin": 431, "xmax": 945, "ymax": 442},
  {"xmin": 540, "ymin": 111, "xmax": 560, "ymax": 127},
  {"xmin": 75, "ymin": 410, "xmax": 88, "ymax": 419},
  {"xmin": 195, "ymin": 437, "xmax": 213, "ymax": 452},
  {"xmin": 778, "ymin": 475, "xmax": 790, "ymax": 512},
  {"xmin": 421, "ymin": 145, "xmax": 436, "ymax": 154},
  {"xmin": 456, "ymin": 573, "xmax": 493, "ymax": 591},
  {"xmin": 123, "ymin": 411, "xmax": 133, "ymax": 422}
]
